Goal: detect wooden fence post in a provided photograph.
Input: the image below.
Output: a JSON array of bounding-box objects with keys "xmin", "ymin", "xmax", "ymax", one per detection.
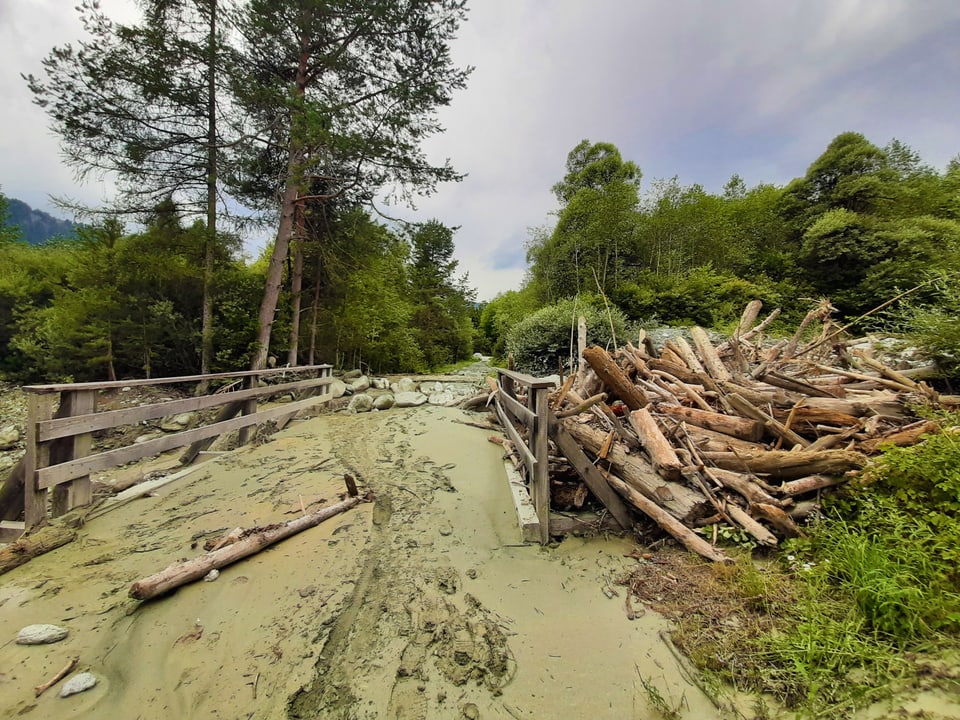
[
  {"xmin": 237, "ymin": 375, "xmax": 259, "ymax": 446},
  {"xmin": 530, "ymin": 385, "xmax": 550, "ymax": 545},
  {"xmin": 50, "ymin": 389, "xmax": 96, "ymax": 517},
  {"xmin": 24, "ymin": 393, "xmax": 56, "ymax": 529}
]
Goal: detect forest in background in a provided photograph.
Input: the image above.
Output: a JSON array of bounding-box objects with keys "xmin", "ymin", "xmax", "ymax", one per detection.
[{"xmin": 4, "ymin": 129, "xmax": 960, "ymax": 383}]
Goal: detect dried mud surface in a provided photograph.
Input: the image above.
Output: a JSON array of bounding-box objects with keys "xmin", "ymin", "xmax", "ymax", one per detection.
[{"xmin": 1, "ymin": 404, "xmax": 728, "ymax": 719}]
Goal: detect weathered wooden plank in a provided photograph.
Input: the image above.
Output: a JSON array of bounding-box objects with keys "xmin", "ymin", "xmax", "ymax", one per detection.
[
  {"xmin": 51, "ymin": 389, "xmax": 96, "ymax": 516},
  {"xmin": 498, "ymin": 388, "xmax": 535, "ymax": 425},
  {"xmin": 658, "ymin": 404, "xmax": 765, "ymax": 442},
  {"xmin": 494, "ymin": 398, "xmax": 536, "ymax": 476},
  {"xmin": 690, "ymin": 327, "xmax": 732, "ymax": 382},
  {"xmin": 24, "ymin": 394, "xmax": 55, "ymax": 528},
  {"xmin": 37, "ymin": 393, "xmax": 332, "ymax": 490},
  {"xmin": 39, "ymin": 376, "xmax": 334, "ymax": 442},
  {"xmin": 548, "ymin": 418, "xmax": 633, "ymax": 531},
  {"xmin": 531, "ymin": 387, "xmax": 551, "ymax": 545},
  {"xmin": 24, "ymin": 364, "xmax": 333, "ymax": 394},
  {"xmin": 497, "ymin": 367, "xmax": 557, "ymax": 389}
]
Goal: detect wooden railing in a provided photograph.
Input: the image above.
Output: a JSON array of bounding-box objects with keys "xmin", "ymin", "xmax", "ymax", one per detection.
[
  {"xmin": 493, "ymin": 368, "xmax": 554, "ymax": 544},
  {"xmin": 19, "ymin": 365, "xmax": 333, "ymax": 529}
]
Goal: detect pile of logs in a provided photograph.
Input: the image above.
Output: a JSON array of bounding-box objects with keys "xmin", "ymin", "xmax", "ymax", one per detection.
[{"xmin": 517, "ymin": 300, "xmax": 954, "ymax": 562}]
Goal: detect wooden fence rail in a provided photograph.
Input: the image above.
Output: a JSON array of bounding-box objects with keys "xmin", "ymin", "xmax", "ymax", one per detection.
[
  {"xmin": 493, "ymin": 368, "xmax": 554, "ymax": 545},
  {"xmin": 14, "ymin": 365, "xmax": 333, "ymax": 530}
]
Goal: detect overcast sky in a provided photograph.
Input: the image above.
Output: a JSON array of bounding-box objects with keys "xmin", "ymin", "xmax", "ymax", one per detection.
[{"xmin": 2, "ymin": 1, "xmax": 959, "ymax": 300}]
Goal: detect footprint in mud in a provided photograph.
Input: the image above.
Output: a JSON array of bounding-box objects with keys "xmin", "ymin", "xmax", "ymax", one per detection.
[{"xmin": 387, "ymin": 678, "xmax": 428, "ymax": 719}]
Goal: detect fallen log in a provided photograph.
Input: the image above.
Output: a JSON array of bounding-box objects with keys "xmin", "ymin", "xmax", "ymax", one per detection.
[
  {"xmin": 563, "ymin": 420, "xmax": 708, "ymax": 522},
  {"xmin": 752, "ymin": 503, "xmax": 806, "ymax": 539},
  {"xmin": 708, "ymin": 468, "xmax": 785, "ymax": 507},
  {"xmin": 0, "ymin": 525, "xmax": 77, "ymax": 576},
  {"xmin": 582, "ymin": 346, "xmax": 648, "ymax": 410},
  {"xmin": 690, "ymin": 327, "xmax": 732, "ymax": 382},
  {"xmin": 858, "ymin": 419, "xmax": 940, "ymax": 454},
  {"xmin": 680, "ymin": 425, "xmax": 767, "ymax": 454},
  {"xmin": 604, "ymin": 472, "xmax": 731, "ymax": 563},
  {"xmin": 627, "ymin": 408, "xmax": 683, "ymax": 481},
  {"xmin": 725, "ymin": 392, "xmax": 810, "ymax": 448},
  {"xmin": 725, "ymin": 504, "xmax": 778, "ymax": 547},
  {"xmin": 658, "ymin": 404, "xmax": 765, "ymax": 443},
  {"xmin": 700, "ymin": 449, "xmax": 867, "ymax": 480},
  {"xmin": 129, "ymin": 495, "xmax": 362, "ymax": 601},
  {"xmin": 779, "ymin": 474, "xmax": 846, "ymax": 497}
]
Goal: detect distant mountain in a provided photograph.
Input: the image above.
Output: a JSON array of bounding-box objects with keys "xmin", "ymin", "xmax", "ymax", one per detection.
[{"xmin": 3, "ymin": 198, "xmax": 76, "ymax": 245}]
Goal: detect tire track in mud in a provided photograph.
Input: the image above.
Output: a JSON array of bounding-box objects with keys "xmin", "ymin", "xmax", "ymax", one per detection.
[{"xmin": 288, "ymin": 411, "xmax": 514, "ymax": 720}]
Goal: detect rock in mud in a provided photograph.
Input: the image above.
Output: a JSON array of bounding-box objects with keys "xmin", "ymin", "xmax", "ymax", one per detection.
[
  {"xmin": 350, "ymin": 375, "xmax": 371, "ymax": 392},
  {"xmin": 59, "ymin": 672, "xmax": 97, "ymax": 697},
  {"xmin": 428, "ymin": 391, "xmax": 456, "ymax": 406},
  {"xmin": 0, "ymin": 424, "xmax": 19, "ymax": 450},
  {"xmin": 373, "ymin": 394, "xmax": 395, "ymax": 410},
  {"xmin": 328, "ymin": 378, "xmax": 348, "ymax": 398},
  {"xmin": 17, "ymin": 624, "xmax": 69, "ymax": 645},
  {"xmin": 394, "ymin": 391, "xmax": 427, "ymax": 408},
  {"xmin": 348, "ymin": 393, "xmax": 374, "ymax": 413},
  {"xmin": 395, "ymin": 377, "xmax": 418, "ymax": 393},
  {"xmin": 160, "ymin": 412, "xmax": 197, "ymax": 432}
]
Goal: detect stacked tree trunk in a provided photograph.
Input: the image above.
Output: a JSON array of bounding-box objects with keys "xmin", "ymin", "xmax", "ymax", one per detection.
[{"xmin": 516, "ymin": 300, "xmax": 949, "ymax": 562}]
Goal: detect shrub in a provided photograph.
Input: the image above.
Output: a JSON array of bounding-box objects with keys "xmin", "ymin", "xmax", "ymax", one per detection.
[{"xmin": 504, "ymin": 296, "xmax": 630, "ymax": 376}]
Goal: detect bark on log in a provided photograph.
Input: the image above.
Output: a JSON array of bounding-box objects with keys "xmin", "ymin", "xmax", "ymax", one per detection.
[
  {"xmin": 0, "ymin": 525, "xmax": 77, "ymax": 576},
  {"xmin": 627, "ymin": 408, "xmax": 683, "ymax": 481},
  {"xmin": 779, "ymin": 474, "xmax": 846, "ymax": 496},
  {"xmin": 671, "ymin": 337, "xmax": 707, "ymax": 376},
  {"xmin": 726, "ymin": 504, "xmax": 778, "ymax": 547},
  {"xmin": 681, "ymin": 426, "xmax": 767, "ymax": 454},
  {"xmin": 658, "ymin": 405, "xmax": 765, "ymax": 443},
  {"xmin": 556, "ymin": 392, "xmax": 607, "ymax": 419},
  {"xmin": 752, "ymin": 503, "xmax": 806, "ymax": 538},
  {"xmin": 760, "ymin": 371, "xmax": 841, "ymax": 399},
  {"xmin": 581, "ymin": 346, "xmax": 648, "ymax": 410},
  {"xmin": 801, "ymin": 396, "xmax": 907, "ymax": 419},
  {"xmin": 859, "ymin": 420, "xmax": 940, "ymax": 454},
  {"xmin": 563, "ymin": 420, "xmax": 707, "ymax": 522},
  {"xmin": 700, "ymin": 449, "xmax": 867, "ymax": 480},
  {"xmin": 725, "ymin": 393, "xmax": 810, "ymax": 448},
  {"xmin": 604, "ymin": 472, "xmax": 730, "ymax": 563},
  {"xmin": 129, "ymin": 496, "xmax": 361, "ymax": 600},
  {"xmin": 708, "ymin": 468, "xmax": 784, "ymax": 507},
  {"xmin": 690, "ymin": 327, "xmax": 732, "ymax": 382}
]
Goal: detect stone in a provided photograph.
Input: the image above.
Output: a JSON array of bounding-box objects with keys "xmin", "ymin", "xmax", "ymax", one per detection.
[
  {"xmin": 328, "ymin": 378, "xmax": 348, "ymax": 399},
  {"xmin": 428, "ymin": 391, "xmax": 456, "ymax": 406},
  {"xmin": 372, "ymin": 377, "xmax": 391, "ymax": 390},
  {"xmin": 373, "ymin": 394, "xmax": 395, "ymax": 411},
  {"xmin": 0, "ymin": 425, "xmax": 19, "ymax": 450},
  {"xmin": 342, "ymin": 369, "xmax": 362, "ymax": 380},
  {"xmin": 348, "ymin": 393, "xmax": 374, "ymax": 413},
  {"xmin": 17, "ymin": 624, "xmax": 68, "ymax": 645},
  {"xmin": 394, "ymin": 391, "xmax": 428, "ymax": 408},
  {"xmin": 396, "ymin": 377, "xmax": 418, "ymax": 393},
  {"xmin": 203, "ymin": 569, "xmax": 220, "ymax": 582},
  {"xmin": 350, "ymin": 375, "xmax": 371, "ymax": 392},
  {"xmin": 134, "ymin": 431, "xmax": 165, "ymax": 444},
  {"xmin": 59, "ymin": 672, "xmax": 97, "ymax": 698},
  {"xmin": 159, "ymin": 412, "xmax": 197, "ymax": 432}
]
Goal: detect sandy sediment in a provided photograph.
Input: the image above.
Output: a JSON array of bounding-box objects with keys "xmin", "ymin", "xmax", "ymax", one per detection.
[{"xmin": 0, "ymin": 404, "xmax": 724, "ymax": 719}]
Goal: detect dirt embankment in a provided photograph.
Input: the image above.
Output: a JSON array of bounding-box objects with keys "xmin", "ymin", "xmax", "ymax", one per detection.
[{"xmin": 0, "ymin": 403, "xmax": 727, "ymax": 720}]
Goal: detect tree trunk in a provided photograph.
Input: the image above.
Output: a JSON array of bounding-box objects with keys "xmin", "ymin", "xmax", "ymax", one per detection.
[
  {"xmin": 199, "ymin": 0, "xmax": 217, "ymax": 393},
  {"xmin": 699, "ymin": 449, "xmax": 867, "ymax": 480},
  {"xmin": 308, "ymin": 246, "xmax": 322, "ymax": 365},
  {"xmin": 581, "ymin": 345, "xmax": 648, "ymax": 410},
  {"xmin": 0, "ymin": 525, "xmax": 77, "ymax": 576},
  {"xmin": 627, "ymin": 408, "xmax": 682, "ymax": 481},
  {"xmin": 251, "ymin": 39, "xmax": 310, "ymax": 371},
  {"xmin": 287, "ymin": 233, "xmax": 304, "ymax": 367},
  {"xmin": 129, "ymin": 495, "xmax": 360, "ymax": 600}
]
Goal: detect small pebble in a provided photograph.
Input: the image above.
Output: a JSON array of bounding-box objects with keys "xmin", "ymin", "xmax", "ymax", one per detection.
[
  {"xmin": 203, "ymin": 569, "xmax": 220, "ymax": 582},
  {"xmin": 16, "ymin": 624, "xmax": 68, "ymax": 645},
  {"xmin": 60, "ymin": 672, "xmax": 97, "ymax": 697}
]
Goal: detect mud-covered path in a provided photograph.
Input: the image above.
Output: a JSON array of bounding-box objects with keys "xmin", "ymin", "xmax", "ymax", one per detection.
[{"xmin": 0, "ymin": 404, "xmax": 725, "ymax": 720}]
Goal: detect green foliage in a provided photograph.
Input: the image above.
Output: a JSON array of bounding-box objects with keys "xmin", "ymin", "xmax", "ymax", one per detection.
[
  {"xmin": 611, "ymin": 266, "xmax": 783, "ymax": 328},
  {"xmin": 504, "ymin": 297, "xmax": 630, "ymax": 376},
  {"xmin": 901, "ymin": 278, "xmax": 960, "ymax": 374},
  {"xmin": 478, "ymin": 287, "xmax": 540, "ymax": 360}
]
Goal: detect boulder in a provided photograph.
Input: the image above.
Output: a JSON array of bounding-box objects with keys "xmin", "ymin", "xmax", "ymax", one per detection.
[
  {"xmin": 0, "ymin": 425, "xmax": 19, "ymax": 450},
  {"xmin": 373, "ymin": 394, "xmax": 395, "ymax": 411},
  {"xmin": 343, "ymin": 369, "xmax": 362, "ymax": 380},
  {"xmin": 428, "ymin": 391, "xmax": 456, "ymax": 406},
  {"xmin": 394, "ymin": 391, "xmax": 428, "ymax": 408},
  {"xmin": 395, "ymin": 377, "xmax": 418, "ymax": 393},
  {"xmin": 60, "ymin": 672, "xmax": 97, "ymax": 698},
  {"xmin": 347, "ymin": 393, "xmax": 374, "ymax": 413},
  {"xmin": 372, "ymin": 377, "xmax": 391, "ymax": 390},
  {"xmin": 328, "ymin": 378, "xmax": 348, "ymax": 399},
  {"xmin": 17, "ymin": 624, "xmax": 68, "ymax": 645},
  {"xmin": 159, "ymin": 412, "xmax": 197, "ymax": 432},
  {"xmin": 350, "ymin": 375, "xmax": 371, "ymax": 392}
]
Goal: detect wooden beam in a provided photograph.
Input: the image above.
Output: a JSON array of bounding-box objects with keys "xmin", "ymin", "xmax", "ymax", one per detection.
[
  {"xmin": 36, "ymin": 393, "xmax": 333, "ymax": 490},
  {"xmin": 531, "ymin": 387, "xmax": 550, "ymax": 545},
  {"xmin": 548, "ymin": 418, "xmax": 632, "ymax": 531}
]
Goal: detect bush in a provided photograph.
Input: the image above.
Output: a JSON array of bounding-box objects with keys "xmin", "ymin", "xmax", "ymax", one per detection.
[{"xmin": 504, "ymin": 296, "xmax": 630, "ymax": 376}]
